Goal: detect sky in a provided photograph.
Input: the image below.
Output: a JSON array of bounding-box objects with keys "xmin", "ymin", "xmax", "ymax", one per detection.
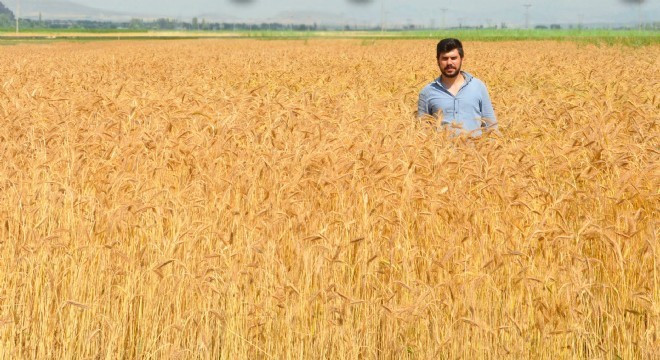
[{"xmin": 10, "ymin": 0, "xmax": 660, "ymax": 26}]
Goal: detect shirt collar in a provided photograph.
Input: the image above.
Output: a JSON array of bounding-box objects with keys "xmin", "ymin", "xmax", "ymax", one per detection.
[{"xmin": 435, "ymin": 71, "xmax": 473, "ymax": 88}]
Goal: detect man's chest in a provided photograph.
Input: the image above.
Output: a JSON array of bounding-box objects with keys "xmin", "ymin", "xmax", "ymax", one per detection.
[
  {"xmin": 446, "ymin": 83, "xmax": 463, "ymax": 96},
  {"xmin": 427, "ymin": 91, "xmax": 480, "ymax": 119}
]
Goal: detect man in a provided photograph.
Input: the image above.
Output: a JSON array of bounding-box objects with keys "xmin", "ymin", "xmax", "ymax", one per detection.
[{"xmin": 418, "ymin": 38, "xmax": 497, "ymax": 136}]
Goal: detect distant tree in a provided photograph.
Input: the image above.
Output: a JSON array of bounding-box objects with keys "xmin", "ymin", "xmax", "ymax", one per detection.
[
  {"xmin": 129, "ymin": 18, "xmax": 144, "ymax": 30},
  {"xmin": 155, "ymin": 18, "xmax": 177, "ymax": 30},
  {"xmin": 0, "ymin": 14, "xmax": 11, "ymax": 27}
]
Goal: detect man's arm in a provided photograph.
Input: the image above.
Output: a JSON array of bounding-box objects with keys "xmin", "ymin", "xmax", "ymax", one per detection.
[
  {"xmin": 417, "ymin": 87, "xmax": 439, "ymax": 127},
  {"xmin": 417, "ymin": 89, "xmax": 430, "ymax": 119},
  {"xmin": 480, "ymin": 83, "xmax": 497, "ymax": 130}
]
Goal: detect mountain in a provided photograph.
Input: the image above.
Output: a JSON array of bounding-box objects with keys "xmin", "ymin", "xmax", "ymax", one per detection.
[
  {"xmin": 7, "ymin": 1, "xmax": 353, "ymax": 26},
  {"xmin": 7, "ymin": 0, "xmax": 149, "ymax": 21},
  {"xmin": 0, "ymin": 1, "xmax": 15, "ymax": 21}
]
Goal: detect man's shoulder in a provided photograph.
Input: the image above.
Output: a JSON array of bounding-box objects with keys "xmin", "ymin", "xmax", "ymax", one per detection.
[
  {"xmin": 464, "ymin": 72, "xmax": 488, "ymax": 88},
  {"xmin": 419, "ymin": 79, "xmax": 441, "ymax": 94}
]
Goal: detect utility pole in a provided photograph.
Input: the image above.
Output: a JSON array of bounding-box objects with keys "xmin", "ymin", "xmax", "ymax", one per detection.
[
  {"xmin": 523, "ymin": 4, "xmax": 531, "ymax": 29},
  {"xmin": 15, "ymin": 0, "xmax": 20, "ymax": 33},
  {"xmin": 380, "ymin": 0, "xmax": 385, "ymax": 32},
  {"xmin": 441, "ymin": 8, "xmax": 448, "ymax": 29},
  {"xmin": 577, "ymin": 13, "xmax": 584, "ymax": 30}
]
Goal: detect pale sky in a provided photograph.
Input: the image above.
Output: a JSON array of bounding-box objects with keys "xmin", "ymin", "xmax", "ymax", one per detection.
[{"xmin": 12, "ymin": 0, "xmax": 660, "ymax": 25}]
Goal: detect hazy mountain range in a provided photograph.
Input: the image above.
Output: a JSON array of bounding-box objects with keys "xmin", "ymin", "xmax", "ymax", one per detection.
[
  {"xmin": 5, "ymin": 0, "xmax": 356, "ymax": 24},
  {"xmin": 3, "ymin": 0, "xmax": 656, "ymax": 27},
  {"xmin": 8, "ymin": 1, "xmax": 133, "ymax": 21}
]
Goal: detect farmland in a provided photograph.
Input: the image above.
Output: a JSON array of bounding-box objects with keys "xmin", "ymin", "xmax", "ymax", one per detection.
[
  {"xmin": 0, "ymin": 39, "xmax": 658, "ymax": 358},
  {"xmin": 1, "ymin": 29, "xmax": 659, "ymax": 46}
]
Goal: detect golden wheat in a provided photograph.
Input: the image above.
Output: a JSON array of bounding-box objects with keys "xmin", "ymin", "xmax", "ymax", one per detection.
[{"xmin": 0, "ymin": 39, "xmax": 657, "ymax": 359}]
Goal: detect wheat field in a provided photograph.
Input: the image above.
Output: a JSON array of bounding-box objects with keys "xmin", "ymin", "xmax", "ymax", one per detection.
[{"xmin": 0, "ymin": 39, "xmax": 658, "ymax": 359}]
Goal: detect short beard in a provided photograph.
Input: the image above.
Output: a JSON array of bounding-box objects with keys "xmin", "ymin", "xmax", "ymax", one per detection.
[{"xmin": 441, "ymin": 66, "xmax": 461, "ymax": 78}]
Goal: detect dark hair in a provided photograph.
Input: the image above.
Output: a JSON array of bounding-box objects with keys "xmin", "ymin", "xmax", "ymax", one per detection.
[{"xmin": 436, "ymin": 38, "xmax": 464, "ymax": 59}]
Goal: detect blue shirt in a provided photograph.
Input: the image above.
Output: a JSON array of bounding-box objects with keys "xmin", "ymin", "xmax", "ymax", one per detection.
[{"xmin": 418, "ymin": 71, "xmax": 497, "ymax": 135}]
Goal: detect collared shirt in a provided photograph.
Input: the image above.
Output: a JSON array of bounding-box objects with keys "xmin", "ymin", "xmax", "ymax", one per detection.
[{"xmin": 418, "ymin": 71, "xmax": 497, "ymax": 135}]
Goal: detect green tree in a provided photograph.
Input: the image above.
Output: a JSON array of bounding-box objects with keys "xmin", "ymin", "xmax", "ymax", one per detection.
[
  {"xmin": 129, "ymin": 18, "xmax": 144, "ymax": 30},
  {"xmin": 0, "ymin": 13, "xmax": 12, "ymax": 28}
]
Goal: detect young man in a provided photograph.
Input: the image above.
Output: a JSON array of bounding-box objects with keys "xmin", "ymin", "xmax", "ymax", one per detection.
[{"xmin": 417, "ymin": 38, "xmax": 497, "ymax": 136}]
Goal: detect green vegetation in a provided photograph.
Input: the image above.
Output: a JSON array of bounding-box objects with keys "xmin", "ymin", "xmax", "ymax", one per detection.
[
  {"xmin": 398, "ymin": 28, "xmax": 660, "ymax": 45},
  {"xmin": 2, "ymin": 27, "xmax": 150, "ymax": 34},
  {"xmin": 239, "ymin": 28, "xmax": 659, "ymax": 45},
  {"xmin": 0, "ymin": 28, "xmax": 658, "ymax": 46}
]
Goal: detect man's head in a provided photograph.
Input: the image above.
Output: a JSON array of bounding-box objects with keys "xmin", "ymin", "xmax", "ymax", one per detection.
[{"xmin": 436, "ymin": 38, "xmax": 464, "ymax": 78}]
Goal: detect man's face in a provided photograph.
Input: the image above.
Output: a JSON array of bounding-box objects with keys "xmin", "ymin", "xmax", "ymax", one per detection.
[{"xmin": 437, "ymin": 49, "xmax": 463, "ymax": 78}]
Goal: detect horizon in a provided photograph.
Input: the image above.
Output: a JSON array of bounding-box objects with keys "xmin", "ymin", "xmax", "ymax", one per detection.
[{"xmin": 2, "ymin": 0, "xmax": 659, "ymax": 27}]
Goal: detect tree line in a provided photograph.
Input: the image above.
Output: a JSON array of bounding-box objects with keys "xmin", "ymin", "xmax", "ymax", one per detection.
[{"xmin": 0, "ymin": 13, "xmax": 330, "ymax": 32}]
